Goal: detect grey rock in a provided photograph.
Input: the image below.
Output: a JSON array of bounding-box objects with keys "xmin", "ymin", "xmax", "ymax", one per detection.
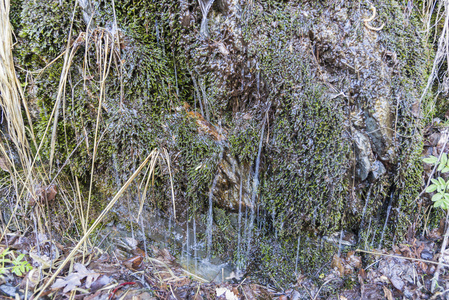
[
  {"xmin": 353, "ymin": 130, "xmax": 374, "ymax": 181},
  {"xmin": 370, "ymin": 160, "xmax": 386, "ymax": 180},
  {"xmin": 421, "ymin": 249, "xmax": 433, "ymax": 260},
  {"xmin": 0, "ymin": 284, "xmax": 17, "ymax": 298},
  {"xmin": 290, "ymin": 290, "xmax": 301, "ymax": 300},
  {"xmin": 390, "ymin": 274, "xmax": 404, "ymax": 291}
]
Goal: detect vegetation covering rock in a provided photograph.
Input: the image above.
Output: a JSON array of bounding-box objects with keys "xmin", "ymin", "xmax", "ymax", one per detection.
[{"xmin": 4, "ymin": 0, "xmax": 445, "ymax": 291}]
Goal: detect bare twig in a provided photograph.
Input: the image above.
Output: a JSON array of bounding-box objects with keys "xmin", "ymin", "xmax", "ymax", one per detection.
[
  {"xmin": 363, "ymin": 5, "xmax": 385, "ymax": 31},
  {"xmin": 356, "ymin": 248, "xmax": 449, "ymax": 268},
  {"xmin": 34, "ymin": 150, "xmax": 159, "ymax": 299}
]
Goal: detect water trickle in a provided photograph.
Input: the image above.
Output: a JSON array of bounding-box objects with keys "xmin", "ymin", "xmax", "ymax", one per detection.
[
  {"xmin": 379, "ymin": 193, "xmax": 394, "ymax": 249},
  {"xmin": 365, "ymin": 216, "xmax": 372, "ymax": 250},
  {"xmin": 237, "ymin": 174, "xmax": 243, "ymax": 271},
  {"xmin": 166, "ymin": 213, "xmax": 172, "ymax": 246},
  {"xmin": 206, "ymin": 149, "xmax": 224, "ymax": 260},
  {"xmin": 370, "ymin": 217, "xmax": 378, "ymax": 248},
  {"xmin": 189, "ymin": 70, "xmax": 204, "ymax": 117},
  {"xmin": 392, "ymin": 202, "xmax": 401, "ymax": 245},
  {"xmin": 155, "ymin": 20, "xmax": 160, "ymax": 47},
  {"xmin": 337, "ymin": 230, "xmax": 344, "ymax": 257},
  {"xmin": 358, "ymin": 185, "xmax": 372, "ymax": 242},
  {"xmin": 206, "ymin": 174, "xmax": 219, "ymax": 260},
  {"xmin": 186, "ymin": 212, "xmax": 190, "ymax": 267},
  {"xmin": 256, "ymin": 64, "xmax": 260, "ymax": 98},
  {"xmin": 246, "ymin": 119, "xmax": 265, "ymax": 260},
  {"xmin": 198, "ymin": 0, "xmax": 215, "ymax": 38},
  {"xmin": 193, "ymin": 217, "xmax": 198, "ymax": 272},
  {"xmin": 112, "ymin": 153, "xmax": 121, "ymax": 187},
  {"xmin": 295, "ymin": 236, "xmax": 301, "ymax": 275},
  {"xmin": 199, "ymin": 78, "xmax": 210, "ymax": 122}
]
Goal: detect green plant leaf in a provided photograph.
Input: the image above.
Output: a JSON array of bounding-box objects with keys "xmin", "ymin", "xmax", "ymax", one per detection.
[
  {"xmin": 436, "ymin": 180, "xmax": 445, "ymax": 193},
  {"xmin": 440, "ymin": 197, "xmax": 449, "ymax": 210},
  {"xmin": 432, "ymin": 193, "xmax": 444, "ymax": 202},
  {"xmin": 424, "ymin": 156, "xmax": 439, "ymax": 164},
  {"xmin": 426, "ymin": 184, "xmax": 438, "ymax": 193},
  {"xmin": 442, "ymin": 153, "xmax": 448, "ymax": 167},
  {"xmin": 444, "ymin": 201, "xmax": 449, "ymax": 210},
  {"xmin": 434, "ymin": 199, "xmax": 444, "ymax": 208},
  {"xmin": 14, "ymin": 254, "xmax": 25, "ymax": 264},
  {"xmin": 0, "ymin": 249, "xmax": 13, "ymax": 258},
  {"xmin": 442, "ymin": 167, "xmax": 449, "ymax": 173},
  {"xmin": 12, "ymin": 266, "xmax": 22, "ymax": 276}
]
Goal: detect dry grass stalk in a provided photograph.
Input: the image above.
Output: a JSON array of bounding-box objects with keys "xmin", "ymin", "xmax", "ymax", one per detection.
[
  {"xmin": 0, "ymin": 0, "xmax": 31, "ymax": 159},
  {"xmin": 0, "ymin": 0, "xmax": 40, "ymax": 240},
  {"xmin": 34, "ymin": 149, "xmax": 161, "ymax": 299},
  {"xmin": 420, "ymin": 0, "xmax": 449, "ymax": 105}
]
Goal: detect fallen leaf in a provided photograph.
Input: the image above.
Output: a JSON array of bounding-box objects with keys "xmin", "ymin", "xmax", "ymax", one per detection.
[
  {"xmin": 123, "ymin": 255, "xmax": 142, "ymax": 270},
  {"xmin": 382, "ymin": 286, "xmax": 393, "ymax": 300},
  {"xmin": 51, "ymin": 263, "xmax": 100, "ymax": 293},
  {"xmin": 358, "ymin": 268, "xmax": 367, "ymax": 280},
  {"xmin": 331, "ymin": 255, "xmax": 344, "ymax": 276},
  {"xmin": 90, "ymin": 275, "xmax": 112, "ymax": 292},
  {"xmin": 21, "ymin": 269, "xmax": 40, "ymax": 289},
  {"xmin": 46, "ymin": 184, "xmax": 58, "ymax": 202},
  {"xmin": 216, "ymin": 287, "xmax": 238, "ymax": 300},
  {"xmin": 379, "ymin": 275, "xmax": 389, "ymax": 283}
]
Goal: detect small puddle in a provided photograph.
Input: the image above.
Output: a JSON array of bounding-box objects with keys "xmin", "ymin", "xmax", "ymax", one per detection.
[{"xmin": 178, "ymin": 256, "xmax": 234, "ymax": 283}]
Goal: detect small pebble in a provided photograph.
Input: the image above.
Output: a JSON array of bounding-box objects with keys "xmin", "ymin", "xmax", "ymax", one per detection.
[
  {"xmin": 0, "ymin": 284, "xmax": 17, "ymax": 298},
  {"xmin": 421, "ymin": 250, "xmax": 433, "ymax": 260}
]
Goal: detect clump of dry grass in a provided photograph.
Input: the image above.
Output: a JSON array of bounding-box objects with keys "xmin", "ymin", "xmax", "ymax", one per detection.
[
  {"xmin": 420, "ymin": 0, "xmax": 449, "ymax": 102},
  {"xmin": 0, "ymin": 0, "xmax": 40, "ymax": 240},
  {"xmin": 1, "ymin": 1, "xmax": 177, "ymax": 298},
  {"xmin": 420, "ymin": 0, "xmax": 449, "ymax": 293}
]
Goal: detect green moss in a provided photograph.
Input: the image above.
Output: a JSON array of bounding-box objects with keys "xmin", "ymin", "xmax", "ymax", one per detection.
[
  {"xmin": 241, "ymin": 1, "xmax": 351, "ymax": 238},
  {"xmin": 210, "ymin": 207, "xmax": 236, "ymax": 258},
  {"xmin": 378, "ymin": 0, "xmax": 435, "ymax": 245},
  {"xmin": 9, "ymin": 0, "xmax": 439, "ymax": 289},
  {"xmin": 12, "ymin": 0, "xmax": 213, "ymax": 223}
]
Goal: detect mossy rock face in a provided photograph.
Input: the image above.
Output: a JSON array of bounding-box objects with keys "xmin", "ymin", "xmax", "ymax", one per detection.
[
  {"xmin": 180, "ymin": 0, "xmax": 435, "ymax": 284},
  {"xmin": 11, "ymin": 0, "xmax": 436, "ymax": 288}
]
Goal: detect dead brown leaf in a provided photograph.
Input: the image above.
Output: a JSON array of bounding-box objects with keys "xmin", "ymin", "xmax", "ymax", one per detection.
[
  {"xmin": 382, "ymin": 286, "xmax": 393, "ymax": 300},
  {"xmin": 51, "ymin": 263, "xmax": 100, "ymax": 293}
]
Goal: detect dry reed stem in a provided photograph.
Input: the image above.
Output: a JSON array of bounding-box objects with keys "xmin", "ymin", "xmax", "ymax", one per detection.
[
  {"xmin": 356, "ymin": 248, "xmax": 449, "ymax": 268},
  {"xmin": 34, "ymin": 149, "xmax": 160, "ymax": 299},
  {"xmin": 0, "ymin": 0, "xmax": 39, "ymax": 240}
]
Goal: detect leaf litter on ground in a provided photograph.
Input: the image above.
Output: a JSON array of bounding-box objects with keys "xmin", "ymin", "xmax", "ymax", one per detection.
[{"xmin": 51, "ymin": 262, "xmax": 100, "ymax": 293}]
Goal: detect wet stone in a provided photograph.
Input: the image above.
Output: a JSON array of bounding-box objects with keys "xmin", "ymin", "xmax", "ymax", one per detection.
[
  {"xmin": 370, "ymin": 160, "xmax": 386, "ymax": 180},
  {"xmin": 421, "ymin": 249, "xmax": 433, "ymax": 260},
  {"xmin": 390, "ymin": 274, "xmax": 404, "ymax": 291},
  {"xmin": 354, "ymin": 130, "xmax": 374, "ymax": 181},
  {"xmin": 0, "ymin": 284, "xmax": 17, "ymax": 298}
]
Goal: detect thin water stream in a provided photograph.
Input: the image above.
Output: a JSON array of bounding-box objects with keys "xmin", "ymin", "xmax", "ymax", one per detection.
[
  {"xmin": 245, "ymin": 118, "xmax": 265, "ymax": 262},
  {"xmin": 206, "ymin": 148, "xmax": 224, "ymax": 260}
]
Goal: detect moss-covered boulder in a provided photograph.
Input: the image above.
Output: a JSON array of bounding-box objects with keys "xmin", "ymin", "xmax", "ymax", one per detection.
[{"xmin": 9, "ymin": 0, "xmax": 437, "ymax": 288}]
